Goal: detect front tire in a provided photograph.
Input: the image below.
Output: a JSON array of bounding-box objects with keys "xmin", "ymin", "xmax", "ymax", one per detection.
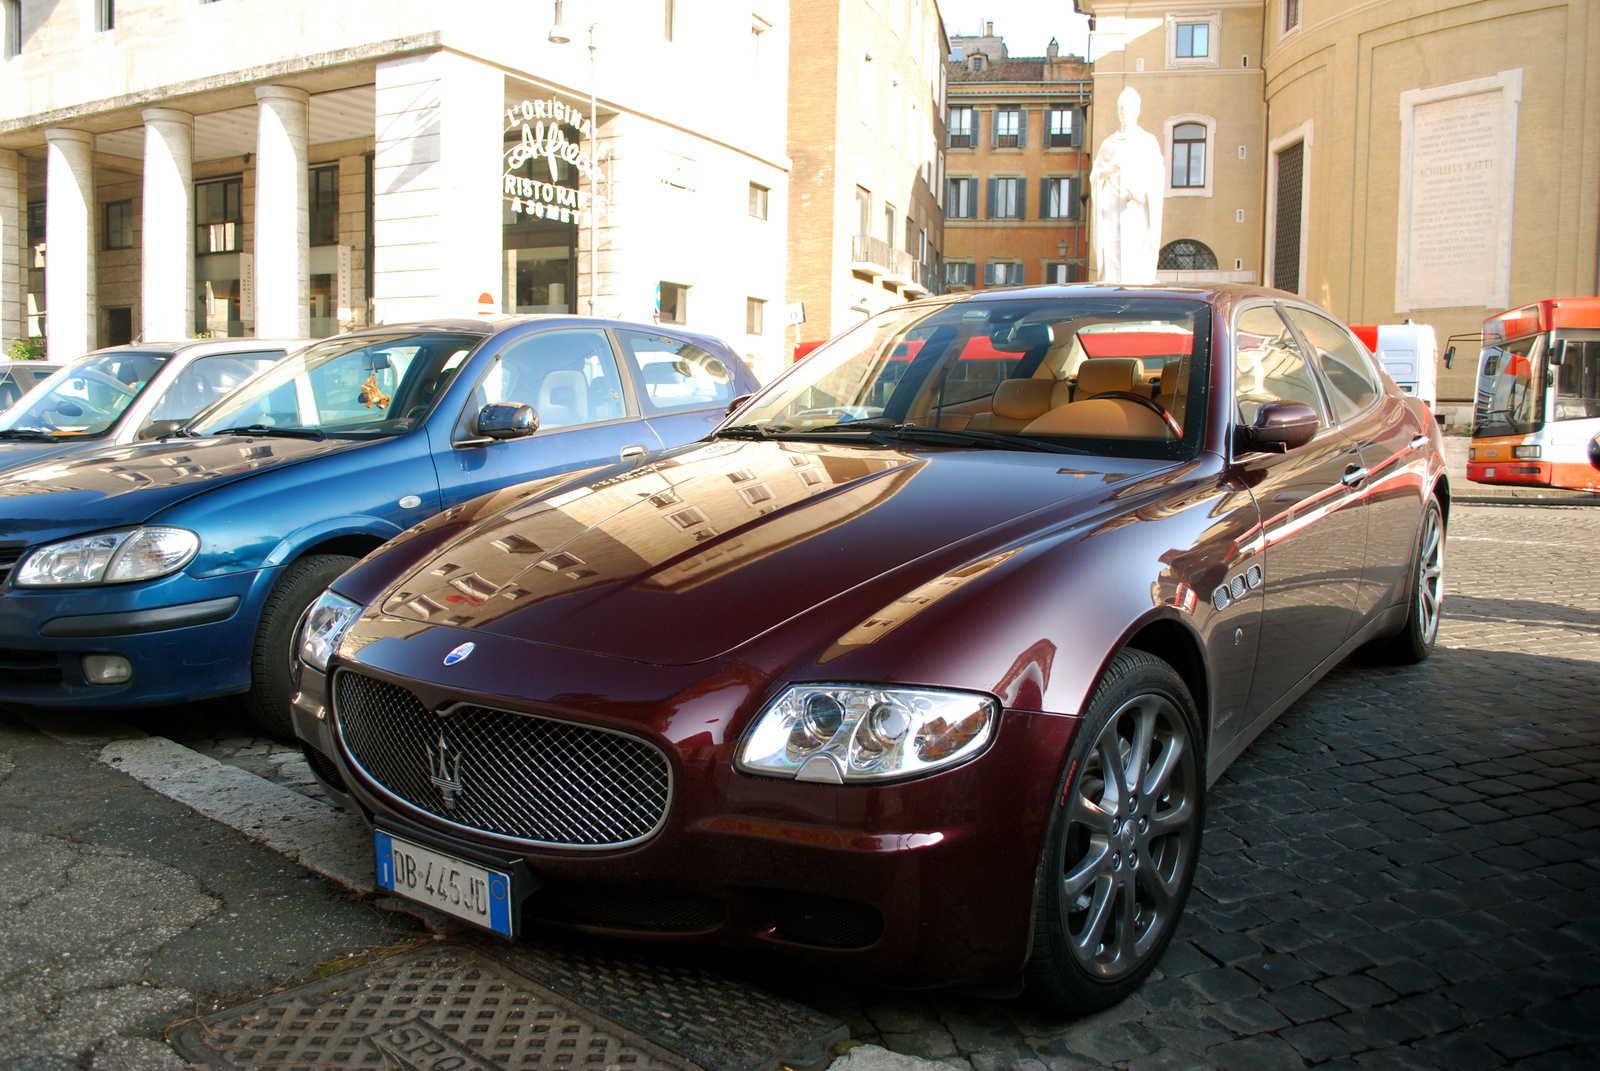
[
  {"xmin": 1366, "ymin": 495, "xmax": 1444, "ymax": 664},
  {"xmin": 244, "ymin": 554, "xmax": 358, "ymax": 736},
  {"xmin": 1025, "ymin": 649, "xmax": 1205, "ymax": 1013}
]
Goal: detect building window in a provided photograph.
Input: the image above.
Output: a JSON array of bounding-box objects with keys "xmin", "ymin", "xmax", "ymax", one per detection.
[
  {"xmin": 659, "ymin": 282, "xmax": 689, "ymax": 325},
  {"xmin": 310, "ymin": 164, "xmax": 339, "ymax": 246},
  {"xmin": 104, "ymin": 199, "xmax": 134, "ymax": 250},
  {"xmin": 1175, "ymin": 22, "xmax": 1209, "ymax": 58},
  {"xmin": 856, "ymin": 186, "xmax": 872, "ymax": 235},
  {"xmin": 748, "ymin": 182, "xmax": 769, "ymax": 219},
  {"xmin": 969, "ymin": 53, "xmax": 985, "ymax": 72},
  {"xmin": 26, "ymin": 201, "xmax": 44, "ymax": 248},
  {"xmin": 945, "ymin": 262, "xmax": 976, "ymax": 286},
  {"xmin": 883, "ymin": 204, "xmax": 896, "ymax": 246},
  {"xmin": 4, "ymin": 0, "xmax": 21, "ymax": 58},
  {"xmin": 1283, "ymin": 0, "xmax": 1301, "ymax": 34},
  {"xmin": 859, "ymin": 53, "xmax": 876, "ymax": 124},
  {"xmin": 746, "ymin": 298, "xmax": 765, "ymax": 335},
  {"xmin": 1046, "ymin": 263, "xmax": 1081, "ymax": 284},
  {"xmin": 987, "ymin": 177, "xmax": 1024, "ymax": 219},
  {"xmin": 664, "ymin": 0, "xmax": 676, "ymax": 40},
  {"xmin": 1172, "ymin": 123, "xmax": 1207, "ymax": 188},
  {"xmin": 195, "ymin": 177, "xmax": 242, "ymax": 254},
  {"xmin": 1047, "ymin": 106, "xmax": 1079, "ymax": 148},
  {"xmin": 947, "ymin": 106, "xmax": 974, "ymax": 148},
  {"xmin": 984, "ymin": 262, "xmax": 1024, "ymax": 286},
  {"xmin": 1042, "ymin": 177, "xmax": 1080, "ymax": 220},
  {"xmin": 95, "ymin": 0, "xmax": 113, "ymax": 33},
  {"xmin": 1158, "ymin": 240, "xmax": 1219, "ymax": 270},
  {"xmin": 992, "ymin": 106, "xmax": 1023, "ymax": 148},
  {"xmin": 947, "ymin": 177, "xmax": 977, "ymax": 219}
]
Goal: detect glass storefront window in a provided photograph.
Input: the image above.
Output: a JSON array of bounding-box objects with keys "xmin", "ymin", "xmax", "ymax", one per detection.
[{"xmin": 196, "ymin": 178, "xmax": 242, "ymax": 254}]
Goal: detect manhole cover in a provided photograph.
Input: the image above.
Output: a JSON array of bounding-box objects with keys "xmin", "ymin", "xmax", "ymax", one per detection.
[{"xmin": 173, "ymin": 944, "xmax": 705, "ymax": 1071}]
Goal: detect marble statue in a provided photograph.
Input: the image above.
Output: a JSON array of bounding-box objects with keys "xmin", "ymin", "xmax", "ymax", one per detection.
[{"xmin": 1090, "ymin": 87, "xmax": 1165, "ymax": 284}]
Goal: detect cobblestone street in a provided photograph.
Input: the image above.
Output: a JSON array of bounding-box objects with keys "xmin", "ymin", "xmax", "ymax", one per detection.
[{"xmin": 784, "ymin": 503, "xmax": 1600, "ymax": 1070}]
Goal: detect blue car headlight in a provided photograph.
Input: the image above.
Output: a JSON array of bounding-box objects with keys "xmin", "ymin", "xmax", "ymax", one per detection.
[
  {"xmin": 298, "ymin": 590, "xmax": 364, "ymax": 673},
  {"xmin": 13, "ymin": 527, "xmax": 200, "ymax": 587},
  {"xmin": 736, "ymin": 684, "xmax": 998, "ymax": 784}
]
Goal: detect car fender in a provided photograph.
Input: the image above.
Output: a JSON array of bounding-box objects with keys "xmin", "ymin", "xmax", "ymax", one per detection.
[{"xmin": 260, "ymin": 515, "xmax": 406, "ymax": 569}]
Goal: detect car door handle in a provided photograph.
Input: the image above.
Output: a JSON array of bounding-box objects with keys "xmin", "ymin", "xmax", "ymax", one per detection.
[
  {"xmin": 1409, "ymin": 434, "xmax": 1428, "ymax": 450},
  {"xmin": 620, "ymin": 444, "xmax": 648, "ymax": 460},
  {"xmin": 1341, "ymin": 465, "xmax": 1369, "ymax": 488}
]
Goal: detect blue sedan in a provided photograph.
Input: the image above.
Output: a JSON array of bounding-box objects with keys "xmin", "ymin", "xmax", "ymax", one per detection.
[{"xmin": 0, "ymin": 316, "xmax": 756, "ymax": 733}]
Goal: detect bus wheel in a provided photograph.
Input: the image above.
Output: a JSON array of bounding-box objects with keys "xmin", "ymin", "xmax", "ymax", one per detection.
[{"xmin": 1367, "ymin": 496, "xmax": 1444, "ymax": 664}]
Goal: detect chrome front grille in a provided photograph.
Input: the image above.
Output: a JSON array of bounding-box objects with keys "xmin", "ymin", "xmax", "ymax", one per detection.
[{"xmin": 333, "ymin": 671, "xmax": 672, "ymax": 849}]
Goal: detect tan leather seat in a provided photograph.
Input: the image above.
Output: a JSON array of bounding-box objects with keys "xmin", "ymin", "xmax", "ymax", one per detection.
[
  {"xmin": 1153, "ymin": 360, "xmax": 1180, "ymax": 410},
  {"xmin": 967, "ymin": 377, "xmax": 1070, "ymax": 432},
  {"xmin": 1024, "ymin": 357, "xmax": 1173, "ymax": 439}
]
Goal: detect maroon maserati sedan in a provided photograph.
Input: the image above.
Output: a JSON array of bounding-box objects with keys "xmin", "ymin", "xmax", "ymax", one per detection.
[{"xmin": 290, "ymin": 285, "xmax": 1447, "ymax": 1011}]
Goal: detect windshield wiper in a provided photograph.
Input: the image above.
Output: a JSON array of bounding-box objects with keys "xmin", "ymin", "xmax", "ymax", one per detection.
[
  {"xmin": 712, "ymin": 423, "xmax": 775, "ymax": 440},
  {"xmin": 868, "ymin": 424, "xmax": 1088, "ymax": 455},
  {"xmin": 213, "ymin": 424, "xmax": 326, "ymax": 441},
  {"xmin": 0, "ymin": 428, "xmax": 61, "ymax": 441}
]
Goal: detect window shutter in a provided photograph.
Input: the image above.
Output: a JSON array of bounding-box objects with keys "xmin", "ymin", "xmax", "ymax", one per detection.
[
  {"xmin": 1017, "ymin": 110, "xmax": 1027, "ymax": 147},
  {"xmin": 990, "ymin": 110, "xmax": 998, "ymax": 148},
  {"xmin": 1041, "ymin": 180, "xmax": 1052, "ymax": 218},
  {"xmin": 1015, "ymin": 179, "xmax": 1027, "ymax": 218},
  {"xmin": 986, "ymin": 178, "xmax": 998, "ymax": 219},
  {"xmin": 1072, "ymin": 108, "xmax": 1083, "ymax": 148},
  {"xmin": 1068, "ymin": 177, "xmax": 1081, "ymax": 220}
]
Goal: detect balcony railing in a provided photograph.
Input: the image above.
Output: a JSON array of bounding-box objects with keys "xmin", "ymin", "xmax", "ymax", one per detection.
[{"xmin": 850, "ymin": 235, "xmax": 892, "ymax": 276}]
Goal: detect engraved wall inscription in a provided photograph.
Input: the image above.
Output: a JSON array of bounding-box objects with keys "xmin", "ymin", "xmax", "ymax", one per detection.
[{"xmin": 1395, "ymin": 71, "xmax": 1521, "ymax": 313}]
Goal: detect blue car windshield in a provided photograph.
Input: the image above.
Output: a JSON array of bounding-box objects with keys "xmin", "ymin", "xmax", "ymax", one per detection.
[
  {"xmin": 0, "ymin": 351, "xmax": 169, "ymax": 437},
  {"xmin": 190, "ymin": 332, "xmax": 482, "ymax": 437}
]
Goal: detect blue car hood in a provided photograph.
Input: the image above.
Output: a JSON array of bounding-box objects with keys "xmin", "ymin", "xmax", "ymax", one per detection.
[
  {"xmin": 0, "ymin": 439, "xmax": 103, "ymax": 474},
  {"xmin": 0, "ymin": 434, "xmax": 366, "ymax": 545}
]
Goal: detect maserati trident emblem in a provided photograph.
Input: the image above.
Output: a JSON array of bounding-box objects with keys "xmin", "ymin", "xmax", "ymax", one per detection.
[
  {"xmin": 427, "ymin": 732, "xmax": 463, "ymax": 811},
  {"xmin": 443, "ymin": 641, "xmax": 476, "ymax": 666}
]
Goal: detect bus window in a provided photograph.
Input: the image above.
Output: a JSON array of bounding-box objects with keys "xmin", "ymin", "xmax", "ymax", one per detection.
[
  {"xmin": 1555, "ymin": 340, "xmax": 1600, "ymax": 422},
  {"xmin": 1473, "ymin": 335, "xmax": 1544, "ymax": 438}
]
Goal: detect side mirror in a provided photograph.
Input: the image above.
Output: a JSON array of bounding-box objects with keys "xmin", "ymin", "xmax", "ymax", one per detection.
[
  {"xmin": 1442, "ymin": 345, "xmax": 1455, "ymax": 370},
  {"xmin": 471, "ymin": 402, "xmax": 539, "ymax": 440},
  {"xmin": 137, "ymin": 419, "xmax": 185, "ymax": 440},
  {"xmin": 1549, "ymin": 339, "xmax": 1567, "ymax": 367},
  {"xmin": 1239, "ymin": 402, "xmax": 1320, "ymax": 454},
  {"xmin": 727, "ymin": 393, "xmax": 753, "ymax": 415}
]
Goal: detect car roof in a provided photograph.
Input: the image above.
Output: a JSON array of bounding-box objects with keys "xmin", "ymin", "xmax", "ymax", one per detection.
[
  {"xmin": 81, "ymin": 339, "xmax": 313, "ymax": 359},
  {"xmin": 336, "ymin": 316, "xmax": 740, "ymax": 356},
  {"xmin": 919, "ymin": 282, "xmax": 1305, "ymax": 312}
]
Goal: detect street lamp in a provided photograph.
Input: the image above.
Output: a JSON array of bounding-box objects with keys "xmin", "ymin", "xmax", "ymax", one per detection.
[{"xmin": 549, "ymin": 1, "xmax": 598, "ymax": 317}]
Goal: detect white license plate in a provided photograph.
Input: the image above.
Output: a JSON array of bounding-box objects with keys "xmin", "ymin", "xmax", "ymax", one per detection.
[{"xmin": 375, "ymin": 831, "xmax": 515, "ymax": 935}]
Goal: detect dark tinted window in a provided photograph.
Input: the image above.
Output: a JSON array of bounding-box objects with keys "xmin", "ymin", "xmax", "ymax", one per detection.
[{"xmin": 1555, "ymin": 340, "xmax": 1600, "ymax": 422}]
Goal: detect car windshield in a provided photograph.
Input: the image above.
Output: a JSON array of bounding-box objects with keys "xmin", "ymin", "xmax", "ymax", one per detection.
[
  {"xmin": 0, "ymin": 351, "xmax": 169, "ymax": 437},
  {"xmin": 729, "ymin": 296, "xmax": 1210, "ymax": 459},
  {"xmin": 190, "ymin": 332, "xmax": 483, "ymax": 438}
]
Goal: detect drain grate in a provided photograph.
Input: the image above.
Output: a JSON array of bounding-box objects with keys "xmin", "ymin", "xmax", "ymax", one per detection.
[{"xmin": 173, "ymin": 944, "xmax": 704, "ymax": 1071}]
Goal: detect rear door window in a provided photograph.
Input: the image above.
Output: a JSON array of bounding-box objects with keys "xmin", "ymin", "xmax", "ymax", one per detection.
[
  {"xmin": 1234, "ymin": 306, "xmax": 1327, "ymax": 426},
  {"xmin": 615, "ymin": 331, "xmax": 735, "ymax": 414},
  {"xmin": 1284, "ymin": 308, "xmax": 1381, "ymax": 422}
]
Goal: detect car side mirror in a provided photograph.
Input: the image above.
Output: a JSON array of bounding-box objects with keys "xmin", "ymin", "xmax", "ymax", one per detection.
[
  {"xmin": 136, "ymin": 419, "xmax": 185, "ymax": 440},
  {"xmin": 1442, "ymin": 345, "xmax": 1455, "ymax": 370},
  {"xmin": 1549, "ymin": 340, "xmax": 1567, "ymax": 367},
  {"xmin": 471, "ymin": 402, "xmax": 539, "ymax": 440},
  {"xmin": 727, "ymin": 393, "xmax": 753, "ymax": 415},
  {"xmin": 1238, "ymin": 402, "xmax": 1320, "ymax": 454}
]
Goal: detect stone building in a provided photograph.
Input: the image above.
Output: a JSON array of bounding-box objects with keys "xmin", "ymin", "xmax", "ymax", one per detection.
[
  {"xmin": 1080, "ymin": 0, "xmax": 1600, "ymax": 409},
  {"xmin": 0, "ymin": 0, "xmax": 792, "ymax": 382},
  {"xmin": 785, "ymin": 0, "xmax": 949, "ymax": 350},
  {"xmin": 941, "ymin": 27, "xmax": 1092, "ymax": 292}
]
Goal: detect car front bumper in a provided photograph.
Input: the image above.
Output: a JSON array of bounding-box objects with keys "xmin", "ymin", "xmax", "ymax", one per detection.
[
  {"xmin": 0, "ymin": 567, "xmax": 276, "ymax": 709},
  {"xmin": 292, "ymin": 622, "xmax": 1083, "ymax": 986}
]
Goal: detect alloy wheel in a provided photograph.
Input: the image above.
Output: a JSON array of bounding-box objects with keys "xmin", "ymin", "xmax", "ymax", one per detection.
[
  {"xmin": 1417, "ymin": 505, "xmax": 1444, "ymax": 645},
  {"xmin": 1059, "ymin": 693, "xmax": 1200, "ymax": 979}
]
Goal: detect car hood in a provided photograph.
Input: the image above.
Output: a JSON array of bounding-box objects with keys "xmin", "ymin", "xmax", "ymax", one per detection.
[
  {"xmin": 373, "ymin": 438, "xmax": 1161, "ymax": 665},
  {"xmin": 0, "ymin": 439, "xmax": 104, "ymax": 474},
  {"xmin": 0, "ymin": 434, "xmax": 367, "ymax": 544}
]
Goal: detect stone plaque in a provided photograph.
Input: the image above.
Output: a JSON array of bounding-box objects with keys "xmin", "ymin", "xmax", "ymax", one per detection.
[{"xmin": 1395, "ymin": 70, "xmax": 1521, "ymax": 312}]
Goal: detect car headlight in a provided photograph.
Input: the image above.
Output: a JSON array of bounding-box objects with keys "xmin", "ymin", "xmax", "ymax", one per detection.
[
  {"xmin": 13, "ymin": 527, "xmax": 200, "ymax": 587},
  {"xmin": 298, "ymin": 590, "xmax": 364, "ymax": 673},
  {"xmin": 737, "ymin": 684, "xmax": 998, "ymax": 784}
]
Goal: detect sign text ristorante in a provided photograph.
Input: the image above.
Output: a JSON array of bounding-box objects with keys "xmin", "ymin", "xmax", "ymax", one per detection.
[{"xmin": 503, "ymin": 98, "xmax": 605, "ymax": 227}]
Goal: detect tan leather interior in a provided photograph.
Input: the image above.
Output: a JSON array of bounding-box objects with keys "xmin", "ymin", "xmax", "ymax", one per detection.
[
  {"xmin": 992, "ymin": 378, "xmax": 1056, "ymax": 419},
  {"xmin": 1022, "ymin": 357, "xmax": 1174, "ymax": 439},
  {"xmin": 1154, "ymin": 360, "xmax": 1180, "ymax": 409},
  {"xmin": 1074, "ymin": 358, "xmax": 1141, "ymax": 398}
]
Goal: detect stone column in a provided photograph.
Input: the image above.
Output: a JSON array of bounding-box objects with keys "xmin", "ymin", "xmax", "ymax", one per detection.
[
  {"xmin": 372, "ymin": 52, "xmax": 502, "ymax": 323},
  {"xmin": 253, "ymin": 85, "xmax": 309, "ymax": 338},
  {"xmin": 44, "ymin": 128, "xmax": 98, "ymax": 360},
  {"xmin": 140, "ymin": 108, "xmax": 195, "ymax": 343},
  {"xmin": 0, "ymin": 149, "xmax": 22, "ymax": 353}
]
